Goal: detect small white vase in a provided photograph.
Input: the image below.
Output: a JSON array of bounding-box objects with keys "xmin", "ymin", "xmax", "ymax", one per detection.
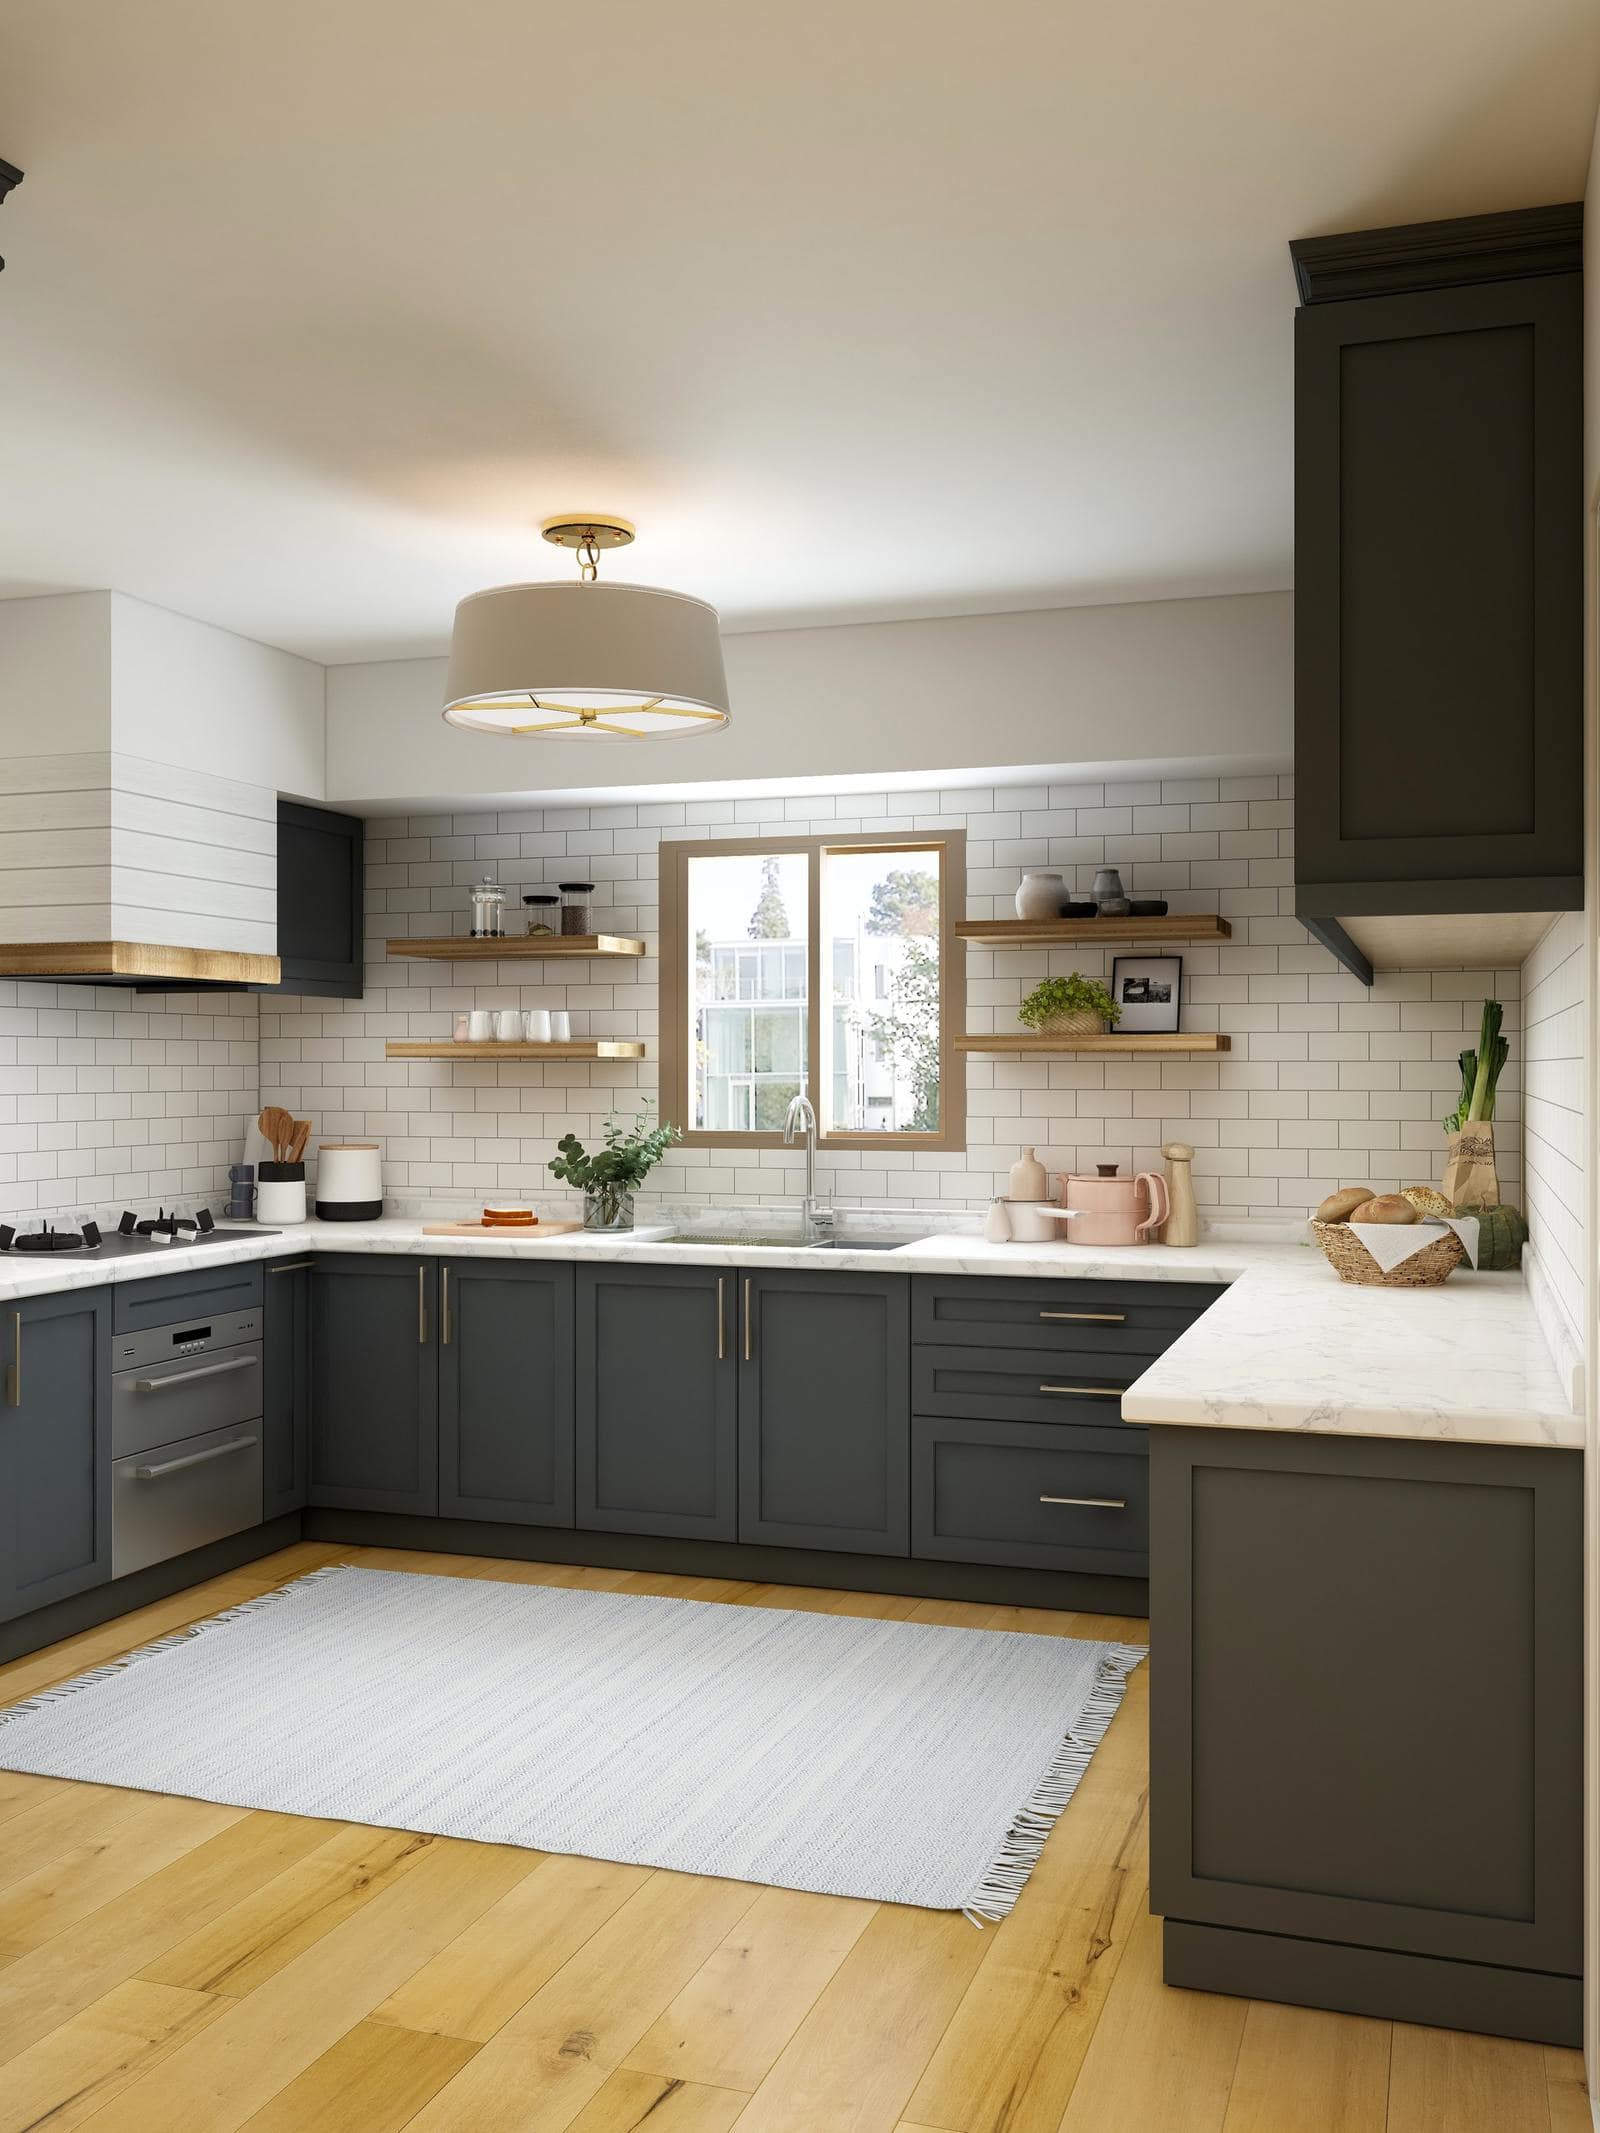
[{"xmin": 1014, "ymin": 870, "xmax": 1066, "ymax": 922}]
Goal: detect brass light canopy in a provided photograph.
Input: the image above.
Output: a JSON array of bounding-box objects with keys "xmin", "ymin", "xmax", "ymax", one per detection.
[{"xmin": 442, "ymin": 514, "xmax": 731, "ymax": 741}]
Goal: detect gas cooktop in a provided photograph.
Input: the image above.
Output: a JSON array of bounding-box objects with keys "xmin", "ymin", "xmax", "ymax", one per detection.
[{"xmin": 0, "ymin": 1208, "xmax": 279, "ymax": 1258}]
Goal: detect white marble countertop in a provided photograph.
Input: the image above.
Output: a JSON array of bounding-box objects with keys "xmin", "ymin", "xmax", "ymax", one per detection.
[{"xmin": 0, "ymin": 1214, "xmax": 1577, "ymax": 1453}]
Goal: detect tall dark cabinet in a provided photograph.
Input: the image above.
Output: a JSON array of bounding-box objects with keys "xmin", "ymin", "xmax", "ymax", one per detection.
[
  {"xmin": 1290, "ymin": 204, "xmax": 1583, "ymax": 984},
  {"xmin": 269, "ymin": 799, "xmax": 365, "ymax": 998}
]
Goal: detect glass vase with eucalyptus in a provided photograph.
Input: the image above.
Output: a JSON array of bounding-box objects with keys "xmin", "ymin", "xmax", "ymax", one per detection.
[{"xmin": 548, "ymin": 1107, "xmax": 681, "ymax": 1233}]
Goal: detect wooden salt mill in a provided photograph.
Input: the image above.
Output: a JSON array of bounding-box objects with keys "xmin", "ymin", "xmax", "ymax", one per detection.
[{"xmin": 1160, "ymin": 1141, "xmax": 1198, "ymax": 1247}]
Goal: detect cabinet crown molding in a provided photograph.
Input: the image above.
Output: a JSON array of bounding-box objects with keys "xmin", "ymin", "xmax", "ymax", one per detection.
[{"xmin": 1289, "ymin": 201, "xmax": 1582, "ymax": 306}]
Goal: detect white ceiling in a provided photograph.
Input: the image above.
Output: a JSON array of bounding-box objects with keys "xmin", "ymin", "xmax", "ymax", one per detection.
[{"xmin": 1, "ymin": 1, "xmax": 1596, "ymax": 665}]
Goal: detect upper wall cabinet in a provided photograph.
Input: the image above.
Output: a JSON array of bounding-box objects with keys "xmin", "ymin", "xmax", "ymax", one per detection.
[
  {"xmin": 1290, "ymin": 205, "xmax": 1583, "ymax": 985},
  {"xmin": 267, "ymin": 799, "xmax": 365, "ymax": 997}
]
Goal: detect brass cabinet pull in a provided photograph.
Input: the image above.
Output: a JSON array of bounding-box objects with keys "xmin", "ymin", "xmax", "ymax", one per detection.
[
  {"xmin": 1038, "ymin": 1384, "xmax": 1119, "ymax": 1398},
  {"xmin": 1039, "ymin": 1309, "xmax": 1125, "ymax": 1324},
  {"xmin": 268, "ymin": 1259, "xmax": 317, "ymax": 1275},
  {"xmin": 743, "ymin": 1277, "xmax": 754, "ymax": 1363},
  {"xmin": 5, "ymin": 1309, "xmax": 18, "ymax": 1407},
  {"xmin": 417, "ymin": 1265, "xmax": 427, "ymax": 1344},
  {"xmin": 1040, "ymin": 1493, "xmax": 1127, "ymax": 1510},
  {"xmin": 441, "ymin": 1267, "xmax": 451, "ymax": 1346},
  {"xmin": 716, "ymin": 1276, "xmax": 726, "ymax": 1361}
]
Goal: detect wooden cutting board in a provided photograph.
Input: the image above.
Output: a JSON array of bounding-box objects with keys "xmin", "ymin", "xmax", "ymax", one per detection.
[{"xmin": 420, "ymin": 1219, "xmax": 585, "ymax": 1239}]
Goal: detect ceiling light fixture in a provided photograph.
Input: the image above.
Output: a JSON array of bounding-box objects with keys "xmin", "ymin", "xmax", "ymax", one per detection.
[{"xmin": 442, "ymin": 515, "xmax": 731, "ymax": 741}]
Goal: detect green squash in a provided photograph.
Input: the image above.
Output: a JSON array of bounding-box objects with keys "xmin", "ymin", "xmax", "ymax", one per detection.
[{"xmin": 1459, "ymin": 1203, "xmax": 1528, "ymax": 1272}]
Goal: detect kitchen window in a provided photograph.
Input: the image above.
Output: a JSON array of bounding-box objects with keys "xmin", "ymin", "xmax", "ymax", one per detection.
[{"xmin": 659, "ymin": 831, "xmax": 965, "ymax": 1150}]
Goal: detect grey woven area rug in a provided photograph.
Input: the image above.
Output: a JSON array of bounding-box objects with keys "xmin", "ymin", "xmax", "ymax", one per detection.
[{"xmin": 0, "ymin": 1565, "xmax": 1144, "ymax": 1919}]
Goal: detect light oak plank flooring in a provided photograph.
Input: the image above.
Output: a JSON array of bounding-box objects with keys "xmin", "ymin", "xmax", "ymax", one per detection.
[{"xmin": 0, "ymin": 1543, "xmax": 1580, "ymax": 2133}]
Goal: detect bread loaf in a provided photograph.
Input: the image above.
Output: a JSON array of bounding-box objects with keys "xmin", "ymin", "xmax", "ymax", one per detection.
[
  {"xmin": 1347, "ymin": 1194, "xmax": 1417, "ymax": 1225},
  {"xmin": 1315, "ymin": 1186, "xmax": 1374, "ymax": 1225}
]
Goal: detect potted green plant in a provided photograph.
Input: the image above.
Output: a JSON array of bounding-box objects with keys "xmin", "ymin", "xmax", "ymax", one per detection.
[
  {"xmin": 1018, "ymin": 972, "xmax": 1120, "ymax": 1036},
  {"xmin": 548, "ymin": 1106, "xmax": 682, "ymax": 1231}
]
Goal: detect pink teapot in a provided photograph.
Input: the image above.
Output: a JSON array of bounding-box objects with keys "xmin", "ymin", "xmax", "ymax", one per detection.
[{"xmin": 1057, "ymin": 1164, "xmax": 1170, "ymax": 1246}]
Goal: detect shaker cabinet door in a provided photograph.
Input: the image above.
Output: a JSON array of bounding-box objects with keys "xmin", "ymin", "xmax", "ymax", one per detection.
[
  {"xmin": 0, "ymin": 1288, "xmax": 113, "ymax": 1621},
  {"xmin": 309, "ymin": 1257, "xmax": 438, "ymax": 1514},
  {"xmin": 439, "ymin": 1259, "xmax": 574, "ymax": 1527},
  {"xmin": 576, "ymin": 1264, "xmax": 736, "ymax": 1540}
]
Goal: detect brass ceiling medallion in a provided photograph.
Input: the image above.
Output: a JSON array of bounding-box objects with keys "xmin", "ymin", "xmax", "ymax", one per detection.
[{"xmin": 442, "ymin": 513, "xmax": 730, "ymax": 740}]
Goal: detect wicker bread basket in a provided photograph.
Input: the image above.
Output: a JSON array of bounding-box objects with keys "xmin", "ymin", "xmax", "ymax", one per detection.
[{"xmin": 1310, "ymin": 1219, "xmax": 1465, "ymax": 1288}]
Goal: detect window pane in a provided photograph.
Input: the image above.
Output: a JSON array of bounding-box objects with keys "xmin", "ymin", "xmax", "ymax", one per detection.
[
  {"xmin": 820, "ymin": 846, "xmax": 942, "ymax": 1133},
  {"xmin": 689, "ymin": 850, "xmax": 809, "ymax": 1132}
]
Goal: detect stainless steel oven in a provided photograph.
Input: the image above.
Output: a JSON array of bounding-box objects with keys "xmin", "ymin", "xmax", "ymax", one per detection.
[{"xmin": 111, "ymin": 1305, "xmax": 264, "ymax": 1577}]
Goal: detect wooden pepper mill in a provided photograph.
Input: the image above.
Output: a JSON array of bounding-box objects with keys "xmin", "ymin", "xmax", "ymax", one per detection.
[{"xmin": 1160, "ymin": 1141, "xmax": 1199, "ymax": 1247}]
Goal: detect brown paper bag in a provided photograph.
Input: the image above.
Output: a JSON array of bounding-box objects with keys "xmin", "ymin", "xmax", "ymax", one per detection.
[{"xmin": 1441, "ymin": 1122, "xmax": 1500, "ymax": 1210}]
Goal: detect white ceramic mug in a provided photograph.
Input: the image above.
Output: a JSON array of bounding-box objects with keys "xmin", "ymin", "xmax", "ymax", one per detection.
[
  {"xmin": 550, "ymin": 1009, "xmax": 572, "ymax": 1041},
  {"xmin": 525, "ymin": 1008, "xmax": 552, "ymax": 1042},
  {"xmin": 467, "ymin": 1009, "xmax": 492, "ymax": 1042},
  {"xmin": 495, "ymin": 1008, "xmax": 522, "ymax": 1041}
]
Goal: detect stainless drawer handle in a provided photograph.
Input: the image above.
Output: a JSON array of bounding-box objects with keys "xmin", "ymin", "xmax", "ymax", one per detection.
[
  {"xmin": 134, "ymin": 1434, "xmax": 259, "ymax": 1481},
  {"xmin": 268, "ymin": 1259, "xmax": 316, "ymax": 1275},
  {"xmin": 1040, "ymin": 1493, "xmax": 1127, "ymax": 1510},
  {"xmin": 133, "ymin": 1354, "xmax": 259, "ymax": 1393},
  {"xmin": 1039, "ymin": 1310, "xmax": 1125, "ymax": 1324},
  {"xmin": 1038, "ymin": 1383, "xmax": 1120, "ymax": 1398}
]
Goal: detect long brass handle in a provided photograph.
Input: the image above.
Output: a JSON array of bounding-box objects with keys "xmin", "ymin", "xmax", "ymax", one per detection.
[
  {"xmin": 418, "ymin": 1265, "xmax": 427, "ymax": 1344},
  {"xmin": 716, "ymin": 1276, "xmax": 726, "ymax": 1361},
  {"xmin": 268, "ymin": 1259, "xmax": 317, "ymax": 1275},
  {"xmin": 441, "ymin": 1267, "xmax": 451, "ymax": 1347},
  {"xmin": 134, "ymin": 1354, "xmax": 258, "ymax": 1393},
  {"xmin": 5, "ymin": 1309, "xmax": 17, "ymax": 1407},
  {"xmin": 743, "ymin": 1277, "xmax": 754, "ymax": 1363},
  {"xmin": 1039, "ymin": 1384, "xmax": 1120, "ymax": 1398},
  {"xmin": 1040, "ymin": 1493, "xmax": 1127, "ymax": 1510},
  {"xmin": 1039, "ymin": 1309, "xmax": 1125, "ymax": 1324}
]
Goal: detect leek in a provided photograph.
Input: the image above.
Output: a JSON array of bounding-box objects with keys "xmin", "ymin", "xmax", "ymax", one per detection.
[{"xmin": 1443, "ymin": 999, "xmax": 1508, "ymax": 1132}]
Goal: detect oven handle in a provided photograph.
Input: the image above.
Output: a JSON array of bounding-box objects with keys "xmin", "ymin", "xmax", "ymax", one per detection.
[
  {"xmin": 132, "ymin": 1353, "xmax": 259, "ymax": 1393},
  {"xmin": 133, "ymin": 1433, "xmax": 259, "ymax": 1480}
]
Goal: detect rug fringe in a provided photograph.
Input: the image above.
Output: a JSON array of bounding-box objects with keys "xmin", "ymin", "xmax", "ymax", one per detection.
[
  {"xmin": 0, "ymin": 1563, "xmax": 355, "ymax": 1731},
  {"xmin": 960, "ymin": 1640, "xmax": 1148, "ymax": 1927}
]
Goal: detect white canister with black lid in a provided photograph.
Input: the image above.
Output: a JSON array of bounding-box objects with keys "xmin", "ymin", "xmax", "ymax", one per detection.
[{"xmin": 315, "ymin": 1143, "xmax": 383, "ymax": 1221}]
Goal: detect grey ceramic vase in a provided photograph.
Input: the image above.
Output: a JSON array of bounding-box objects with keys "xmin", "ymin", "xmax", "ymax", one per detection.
[{"xmin": 1091, "ymin": 866, "xmax": 1130, "ymax": 916}]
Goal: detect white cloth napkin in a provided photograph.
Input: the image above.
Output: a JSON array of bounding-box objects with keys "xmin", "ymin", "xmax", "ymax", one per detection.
[{"xmin": 1343, "ymin": 1214, "xmax": 1479, "ymax": 1273}]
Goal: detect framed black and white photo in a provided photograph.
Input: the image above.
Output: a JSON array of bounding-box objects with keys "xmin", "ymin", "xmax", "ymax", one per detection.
[{"xmin": 1111, "ymin": 954, "xmax": 1182, "ymax": 1033}]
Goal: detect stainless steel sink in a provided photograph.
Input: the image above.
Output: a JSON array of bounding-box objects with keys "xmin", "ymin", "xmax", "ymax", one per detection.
[
  {"xmin": 804, "ymin": 1237, "xmax": 912, "ymax": 1251},
  {"xmin": 654, "ymin": 1231, "xmax": 919, "ymax": 1252}
]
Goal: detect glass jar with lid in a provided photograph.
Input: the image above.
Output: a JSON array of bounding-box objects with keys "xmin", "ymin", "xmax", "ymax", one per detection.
[
  {"xmin": 522, "ymin": 893, "xmax": 560, "ymax": 937},
  {"xmin": 469, "ymin": 875, "xmax": 506, "ymax": 938},
  {"xmin": 558, "ymin": 882, "xmax": 596, "ymax": 936}
]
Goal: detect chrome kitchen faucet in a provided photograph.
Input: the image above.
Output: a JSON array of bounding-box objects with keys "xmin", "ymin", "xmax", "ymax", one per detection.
[{"xmin": 782, "ymin": 1089, "xmax": 834, "ymax": 1243}]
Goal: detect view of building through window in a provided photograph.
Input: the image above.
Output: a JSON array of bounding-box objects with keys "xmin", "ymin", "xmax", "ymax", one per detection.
[{"xmin": 686, "ymin": 844, "xmax": 943, "ymax": 1134}]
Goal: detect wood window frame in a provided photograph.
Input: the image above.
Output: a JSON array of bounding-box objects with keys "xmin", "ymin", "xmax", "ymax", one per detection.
[{"xmin": 659, "ymin": 829, "xmax": 966, "ymax": 1153}]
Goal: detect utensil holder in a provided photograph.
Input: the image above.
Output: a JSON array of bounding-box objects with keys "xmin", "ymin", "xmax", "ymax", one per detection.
[{"xmin": 257, "ymin": 1162, "xmax": 307, "ymax": 1225}]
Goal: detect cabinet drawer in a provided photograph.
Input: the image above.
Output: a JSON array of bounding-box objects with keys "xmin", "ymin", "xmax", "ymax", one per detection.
[
  {"xmin": 913, "ymin": 1275, "xmax": 1221, "ymax": 1355},
  {"xmin": 913, "ymin": 1343, "xmax": 1147, "ymax": 1432},
  {"xmin": 913, "ymin": 1416, "xmax": 1149, "ymax": 1574},
  {"xmin": 112, "ymin": 1261, "xmax": 265, "ymax": 1334}
]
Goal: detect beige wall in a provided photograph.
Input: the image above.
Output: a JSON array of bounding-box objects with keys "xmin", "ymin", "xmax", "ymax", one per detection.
[{"xmin": 325, "ymin": 592, "xmax": 1293, "ymax": 811}]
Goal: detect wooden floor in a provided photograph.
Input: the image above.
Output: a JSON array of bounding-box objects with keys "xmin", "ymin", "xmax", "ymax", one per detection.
[{"xmin": 0, "ymin": 1543, "xmax": 1584, "ymax": 2133}]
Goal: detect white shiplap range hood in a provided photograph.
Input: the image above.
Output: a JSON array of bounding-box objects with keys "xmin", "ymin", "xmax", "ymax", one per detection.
[{"xmin": 0, "ymin": 592, "xmax": 311, "ymax": 986}]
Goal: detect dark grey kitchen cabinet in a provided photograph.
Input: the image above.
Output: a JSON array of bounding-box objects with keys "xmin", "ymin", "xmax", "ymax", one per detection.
[
  {"xmin": 576, "ymin": 1263, "xmax": 736, "ymax": 1540},
  {"xmin": 309, "ymin": 1256, "xmax": 438, "ymax": 1514},
  {"xmin": 739, "ymin": 1269, "xmax": 910, "ymax": 1555},
  {"xmin": 264, "ymin": 799, "xmax": 365, "ymax": 999},
  {"xmin": 0, "ymin": 1287, "xmax": 113, "ymax": 1621},
  {"xmin": 1150, "ymin": 1425, "xmax": 1582, "ymax": 2046},
  {"xmin": 262, "ymin": 1256, "xmax": 314, "ymax": 1518},
  {"xmin": 913, "ymin": 1415, "xmax": 1149, "ymax": 1576},
  {"xmin": 1290, "ymin": 206, "xmax": 1583, "ymax": 982},
  {"xmin": 440, "ymin": 1259, "xmax": 574, "ymax": 1527}
]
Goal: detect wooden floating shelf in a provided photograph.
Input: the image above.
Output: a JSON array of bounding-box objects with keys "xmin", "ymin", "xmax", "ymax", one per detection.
[
  {"xmin": 386, "ymin": 1040, "xmax": 647, "ymax": 1061},
  {"xmin": 385, "ymin": 934, "xmax": 646, "ymax": 960},
  {"xmin": 956, "ymin": 915, "xmax": 1231, "ymax": 948},
  {"xmin": 956, "ymin": 1031, "xmax": 1231, "ymax": 1055}
]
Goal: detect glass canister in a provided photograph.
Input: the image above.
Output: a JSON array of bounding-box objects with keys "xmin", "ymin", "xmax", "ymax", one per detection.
[
  {"xmin": 522, "ymin": 893, "xmax": 560, "ymax": 936},
  {"xmin": 470, "ymin": 875, "xmax": 506, "ymax": 938},
  {"xmin": 559, "ymin": 881, "xmax": 595, "ymax": 936}
]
